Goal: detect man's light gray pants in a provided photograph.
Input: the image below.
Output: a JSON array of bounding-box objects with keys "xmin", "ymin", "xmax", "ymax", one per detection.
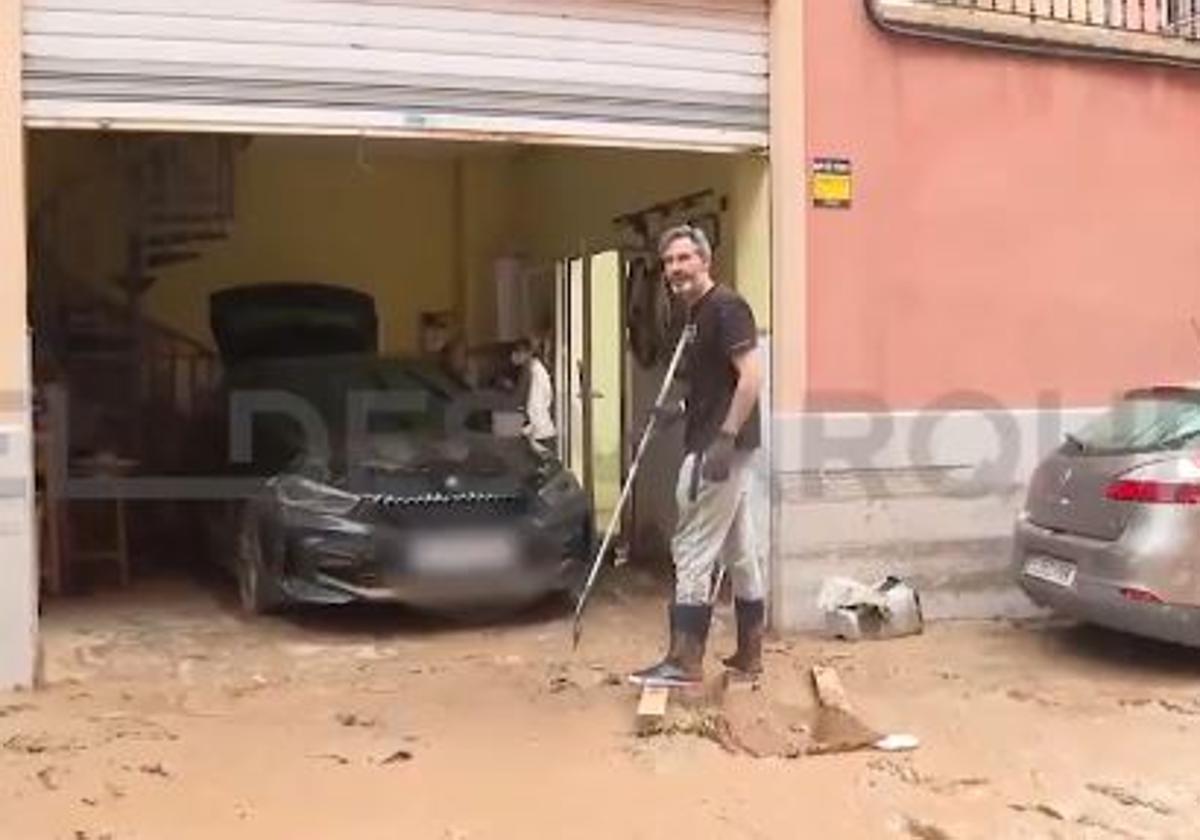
[{"xmin": 672, "ymin": 449, "xmax": 765, "ymax": 606}]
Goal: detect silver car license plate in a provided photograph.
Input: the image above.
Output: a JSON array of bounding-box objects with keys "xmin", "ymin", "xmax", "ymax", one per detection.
[{"xmin": 1023, "ymin": 555, "xmax": 1076, "ymax": 587}]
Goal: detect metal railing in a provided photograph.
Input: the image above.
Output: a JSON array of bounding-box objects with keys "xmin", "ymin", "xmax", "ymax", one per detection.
[{"xmin": 913, "ymin": 0, "xmax": 1200, "ymax": 40}]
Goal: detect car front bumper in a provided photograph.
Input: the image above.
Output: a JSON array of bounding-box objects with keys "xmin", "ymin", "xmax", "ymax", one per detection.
[{"xmin": 274, "ymin": 507, "xmax": 589, "ymax": 608}]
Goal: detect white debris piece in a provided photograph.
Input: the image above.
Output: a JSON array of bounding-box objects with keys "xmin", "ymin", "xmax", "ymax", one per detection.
[{"xmin": 817, "ymin": 575, "xmax": 924, "ymax": 641}]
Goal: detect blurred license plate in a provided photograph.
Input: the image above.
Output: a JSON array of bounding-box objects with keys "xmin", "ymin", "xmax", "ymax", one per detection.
[
  {"xmin": 409, "ymin": 532, "xmax": 516, "ymax": 574},
  {"xmin": 1024, "ymin": 555, "xmax": 1076, "ymax": 587}
]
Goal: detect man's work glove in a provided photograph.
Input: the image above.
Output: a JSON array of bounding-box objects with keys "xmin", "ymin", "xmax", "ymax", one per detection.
[{"xmin": 701, "ymin": 431, "xmax": 737, "ymax": 483}]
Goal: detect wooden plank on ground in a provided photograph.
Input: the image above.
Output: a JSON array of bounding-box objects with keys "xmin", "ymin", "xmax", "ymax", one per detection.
[
  {"xmin": 811, "ymin": 664, "xmax": 854, "ymax": 713},
  {"xmin": 635, "ymin": 685, "xmax": 670, "ymax": 734},
  {"xmin": 809, "ymin": 664, "xmax": 884, "ymax": 754}
]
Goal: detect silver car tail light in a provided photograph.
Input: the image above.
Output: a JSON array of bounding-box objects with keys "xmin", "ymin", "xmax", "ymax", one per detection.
[
  {"xmin": 1119, "ymin": 586, "xmax": 1165, "ymax": 604},
  {"xmin": 1105, "ymin": 457, "xmax": 1200, "ymax": 505}
]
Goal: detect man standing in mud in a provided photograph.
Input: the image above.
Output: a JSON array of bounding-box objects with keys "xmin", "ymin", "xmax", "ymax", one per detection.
[{"xmin": 629, "ymin": 224, "xmax": 766, "ymax": 688}]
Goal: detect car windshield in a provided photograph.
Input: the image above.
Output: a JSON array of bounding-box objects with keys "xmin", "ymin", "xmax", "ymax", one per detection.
[
  {"xmin": 1070, "ymin": 389, "xmax": 1200, "ymax": 454},
  {"xmin": 224, "ymin": 355, "xmax": 477, "ymax": 435}
]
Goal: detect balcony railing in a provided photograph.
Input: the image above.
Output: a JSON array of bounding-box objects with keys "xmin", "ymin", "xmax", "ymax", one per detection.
[
  {"xmin": 872, "ymin": 0, "xmax": 1200, "ymax": 62},
  {"xmin": 926, "ymin": 0, "xmax": 1195, "ymax": 37}
]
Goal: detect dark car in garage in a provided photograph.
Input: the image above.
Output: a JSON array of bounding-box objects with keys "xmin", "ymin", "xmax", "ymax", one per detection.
[{"xmin": 202, "ymin": 284, "xmax": 591, "ymax": 615}]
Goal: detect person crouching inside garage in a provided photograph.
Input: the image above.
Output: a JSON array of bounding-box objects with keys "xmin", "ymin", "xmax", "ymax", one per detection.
[
  {"xmin": 629, "ymin": 224, "xmax": 766, "ymax": 688},
  {"xmin": 510, "ymin": 337, "xmax": 558, "ymax": 454}
]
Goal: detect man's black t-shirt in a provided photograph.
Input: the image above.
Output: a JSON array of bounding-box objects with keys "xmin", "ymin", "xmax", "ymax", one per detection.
[{"xmin": 679, "ymin": 284, "xmax": 761, "ymax": 454}]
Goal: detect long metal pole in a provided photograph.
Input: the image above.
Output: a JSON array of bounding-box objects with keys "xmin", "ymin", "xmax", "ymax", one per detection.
[{"xmin": 571, "ymin": 323, "xmax": 695, "ymax": 648}]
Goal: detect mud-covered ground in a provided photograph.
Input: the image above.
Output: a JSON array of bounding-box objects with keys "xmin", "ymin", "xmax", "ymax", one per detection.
[{"xmin": 4, "ymin": 573, "xmax": 1200, "ymax": 839}]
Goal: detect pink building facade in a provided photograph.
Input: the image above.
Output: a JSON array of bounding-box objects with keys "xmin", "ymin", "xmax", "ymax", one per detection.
[{"xmin": 773, "ymin": 0, "xmax": 1200, "ymax": 627}]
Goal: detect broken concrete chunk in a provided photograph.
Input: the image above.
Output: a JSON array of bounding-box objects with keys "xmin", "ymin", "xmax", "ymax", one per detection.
[{"xmin": 818, "ymin": 575, "xmax": 923, "ymax": 641}]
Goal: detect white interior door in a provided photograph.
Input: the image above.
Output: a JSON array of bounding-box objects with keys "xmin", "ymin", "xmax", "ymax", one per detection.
[
  {"xmin": 556, "ymin": 252, "xmax": 624, "ymax": 532},
  {"xmin": 587, "ymin": 251, "xmax": 623, "ymax": 527}
]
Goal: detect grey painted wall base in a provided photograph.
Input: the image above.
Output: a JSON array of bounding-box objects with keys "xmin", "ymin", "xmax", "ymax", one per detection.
[
  {"xmin": 772, "ymin": 476, "xmax": 1041, "ymax": 630},
  {"xmin": 0, "ymin": 423, "xmax": 37, "ymax": 691},
  {"xmin": 775, "ymin": 535, "xmax": 1043, "ymax": 631},
  {"xmin": 769, "ymin": 408, "xmax": 1102, "ymax": 631}
]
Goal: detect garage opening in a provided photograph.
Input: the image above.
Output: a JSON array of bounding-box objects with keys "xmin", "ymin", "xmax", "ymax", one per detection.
[{"xmin": 26, "ymin": 129, "xmax": 770, "ymax": 615}]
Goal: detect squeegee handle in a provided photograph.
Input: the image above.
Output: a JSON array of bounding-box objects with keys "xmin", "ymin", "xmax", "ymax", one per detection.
[{"xmin": 571, "ymin": 324, "xmax": 695, "ymax": 647}]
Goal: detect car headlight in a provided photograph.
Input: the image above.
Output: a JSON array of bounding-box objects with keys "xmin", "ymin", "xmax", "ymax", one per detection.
[{"xmin": 272, "ymin": 476, "xmax": 360, "ymax": 516}]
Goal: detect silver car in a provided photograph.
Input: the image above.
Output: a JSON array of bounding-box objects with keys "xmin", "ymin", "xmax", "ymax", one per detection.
[{"xmin": 1014, "ymin": 386, "xmax": 1200, "ymax": 646}]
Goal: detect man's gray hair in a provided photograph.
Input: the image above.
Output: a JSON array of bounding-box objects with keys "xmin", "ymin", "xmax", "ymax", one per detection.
[{"xmin": 657, "ymin": 224, "xmax": 712, "ymax": 262}]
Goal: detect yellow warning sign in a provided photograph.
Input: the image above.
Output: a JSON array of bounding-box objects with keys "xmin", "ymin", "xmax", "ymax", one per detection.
[{"xmin": 812, "ymin": 158, "xmax": 852, "ymax": 209}]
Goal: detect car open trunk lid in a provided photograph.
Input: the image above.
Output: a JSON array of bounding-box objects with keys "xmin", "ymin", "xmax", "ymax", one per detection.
[{"xmin": 210, "ymin": 284, "xmax": 378, "ymax": 364}]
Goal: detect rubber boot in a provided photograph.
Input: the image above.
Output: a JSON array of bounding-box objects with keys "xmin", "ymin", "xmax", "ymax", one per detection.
[
  {"xmin": 628, "ymin": 604, "xmax": 713, "ymax": 687},
  {"xmin": 721, "ymin": 598, "xmax": 764, "ymax": 677}
]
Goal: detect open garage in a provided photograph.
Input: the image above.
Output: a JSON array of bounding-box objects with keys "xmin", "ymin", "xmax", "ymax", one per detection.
[{"xmin": 18, "ymin": 0, "xmax": 771, "ymax": 634}]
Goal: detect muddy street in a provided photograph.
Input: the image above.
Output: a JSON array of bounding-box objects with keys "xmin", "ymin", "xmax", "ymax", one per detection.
[{"xmin": 4, "ymin": 574, "xmax": 1200, "ymax": 839}]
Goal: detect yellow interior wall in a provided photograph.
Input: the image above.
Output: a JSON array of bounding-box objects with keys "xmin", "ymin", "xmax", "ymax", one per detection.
[
  {"xmin": 458, "ymin": 153, "xmax": 519, "ymax": 345},
  {"xmin": 144, "ymin": 137, "xmax": 461, "ymax": 354},
  {"xmin": 732, "ymin": 154, "xmax": 771, "ymax": 327},
  {"xmin": 26, "ymin": 131, "xmax": 130, "ymax": 305},
  {"xmin": 27, "ymin": 133, "xmax": 769, "ymax": 355},
  {"xmin": 511, "ymin": 146, "xmax": 761, "ymax": 308},
  {"xmin": 26, "ymin": 130, "xmax": 111, "ymax": 216}
]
